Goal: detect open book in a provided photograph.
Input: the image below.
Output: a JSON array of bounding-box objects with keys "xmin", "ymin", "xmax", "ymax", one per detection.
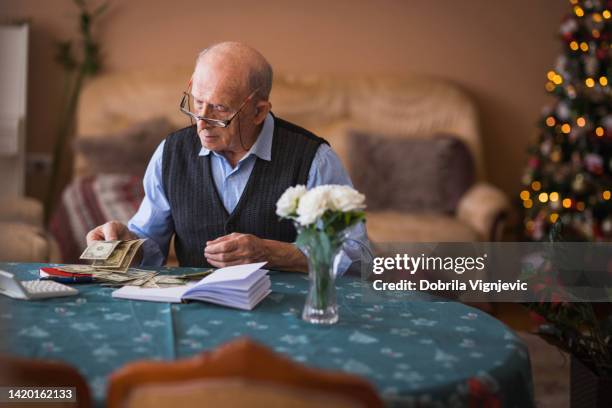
[{"xmin": 112, "ymin": 262, "xmax": 270, "ymax": 310}]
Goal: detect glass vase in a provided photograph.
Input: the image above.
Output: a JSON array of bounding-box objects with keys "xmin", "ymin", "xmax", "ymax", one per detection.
[{"xmin": 299, "ymin": 231, "xmax": 345, "ymax": 325}]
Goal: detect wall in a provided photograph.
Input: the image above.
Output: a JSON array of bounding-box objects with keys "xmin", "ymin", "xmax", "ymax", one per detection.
[{"xmin": 0, "ymin": 0, "xmax": 568, "ymax": 211}]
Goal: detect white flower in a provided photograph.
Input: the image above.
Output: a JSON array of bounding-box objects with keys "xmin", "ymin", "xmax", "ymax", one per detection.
[
  {"xmin": 296, "ymin": 186, "xmax": 332, "ymax": 226},
  {"xmin": 276, "ymin": 185, "xmax": 307, "ymax": 217},
  {"xmin": 280, "ymin": 184, "xmax": 366, "ymax": 227},
  {"xmin": 329, "ymin": 185, "xmax": 366, "ymax": 212}
]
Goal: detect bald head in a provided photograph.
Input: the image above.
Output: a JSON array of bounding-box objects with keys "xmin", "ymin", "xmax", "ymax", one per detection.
[{"xmin": 195, "ymin": 42, "xmax": 273, "ymax": 101}]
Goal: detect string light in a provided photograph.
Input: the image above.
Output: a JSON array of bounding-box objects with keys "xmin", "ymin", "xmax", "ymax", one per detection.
[
  {"xmin": 550, "ymin": 213, "xmax": 559, "ymax": 223},
  {"xmin": 576, "ymin": 117, "xmax": 586, "ymax": 127},
  {"xmin": 520, "ymin": 190, "xmax": 530, "ymax": 200},
  {"xmin": 580, "ymin": 42, "xmax": 589, "ymax": 52},
  {"xmin": 595, "ymin": 126, "xmax": 604, "ymax": 137},
  {"xmin": 531, "ymin": 181, "xmax": 542, "ymax": 191},
  {"xmin": 552, "ymin": 74, "xmax": 563, "ymax": 85},
  {"xmin": 593, "ymin": 13, "xmax": 603, "ymax": 23},
  {"xmin": 562, "ymin": 198, "xmax": 572, "ymax": 208},
  {"xmin": 561, "ymin": 123, "xmax": 571, "ymax": 133},
  {"xmin": 603, "ymin": 190, "xmax": 611, "ymax": 200},
  {"xmin": 545, "ymin": 116, "xmax": 556, "ymax": 126},
  {"xmin": 526, "ymin": 220, "xmax": 535, "ymax": 231},
  {"xmin": 576, "ymin": 201, "xmax": 585, "ymax": 211},
  {"xmin": 603, "ymin": 10, "xmax": 611, "ymax": 19},
  {"xmin": 523, "ymin": 199, "xmax": 533, "ymax": 209},
  {"xmin": 599, "ymin": 76, "xmax": 608, "ymax": 86},
  {"xmin": 545, "ymin": 82, "xmax": 555, "ymax": 92},
  {"xmin": 593, "ymin": 29, "xmax": 601, "ymax": 38},
  {"xmin": 570, "ymin": 41, "xmax": 579, "ymax": 51},
  {"xmin": 538, "ymin": 192, "xmax": 549, "ymax": 203},
  {"xmin": 549, "ymin": 192, "xmax": 559, "ymax": 202},
  {"xmin": 585, "ymin": 78, "xmax": 595, "ymax": 87},
  {"xmin": 546, "ymin": 71, "xmax": 556, "ymax": 81},
  {"xmin": 574, "ymin": 5, "xmax": 585, "ymax": 17}
]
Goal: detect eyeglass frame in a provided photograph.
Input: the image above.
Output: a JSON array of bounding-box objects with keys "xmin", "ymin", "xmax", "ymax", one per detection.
[{"xmin": 179, "ymin": 86, "xmax": 260, "ymax": 128}]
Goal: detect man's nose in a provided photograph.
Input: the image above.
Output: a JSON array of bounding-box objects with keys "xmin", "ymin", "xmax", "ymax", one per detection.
[
  {"xmin": 197, "ymin": 103, "xmax": 212, "ymax": 118},
  {"xmin": 195, "ymin": 104, "xmax": 214, "ymax": 127},
  {"xmin": 197, "ymin": 117, "xmax": 213, "ymax": 130}
]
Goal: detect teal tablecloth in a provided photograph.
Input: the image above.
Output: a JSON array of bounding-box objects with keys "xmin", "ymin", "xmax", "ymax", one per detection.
[{"xmin": 0, "ymin": 263, "xmax": 534, "ymax": 407}]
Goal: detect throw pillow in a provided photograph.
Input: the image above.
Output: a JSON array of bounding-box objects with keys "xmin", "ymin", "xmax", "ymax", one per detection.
[{"xmin": 347, "ymin": 131, "xmax": 475, "ymax": 214}]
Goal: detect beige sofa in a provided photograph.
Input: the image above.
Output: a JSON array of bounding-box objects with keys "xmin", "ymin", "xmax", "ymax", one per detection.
[
  {"xmin": 0, "ymin": 196, "xmax": 61, "ymax": 263},
  {"xmin": 75, "ymin": 68, "xmax": 509, "ymax": 255}
]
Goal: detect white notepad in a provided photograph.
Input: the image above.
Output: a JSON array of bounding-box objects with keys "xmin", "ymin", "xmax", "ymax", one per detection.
[{"xmin": 112, "ymin": 262, "xmax": 270, "ymax": 310}]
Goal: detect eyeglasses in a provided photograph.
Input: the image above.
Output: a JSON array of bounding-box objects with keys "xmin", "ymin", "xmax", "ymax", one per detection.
[{"xmin": 179, "ymin": 87, "xmax": 259, "ymax": 128}]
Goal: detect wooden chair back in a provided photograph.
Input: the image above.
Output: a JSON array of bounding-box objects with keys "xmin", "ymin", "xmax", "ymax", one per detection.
[
  {"xmin": 108, "ymin": 337, "xmax": 382, "ymax": 408},
  {"xmin": 0, "ymin": 354, "xmax": 92, "ymax": 408},
  {"xmin": 125, "ymin": 378, "xmax": 363, "ymax": 408}
]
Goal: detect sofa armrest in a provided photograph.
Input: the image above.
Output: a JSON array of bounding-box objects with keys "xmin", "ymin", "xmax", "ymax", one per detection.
[
  {"xmin": 0, "ymin": 197, "xmax": 44, "ymax": 227},
  {"xmin": 456, "ymin": 183, "xmax": 510, "ymax": 241},
  {"xmin": 0, "ymin": 222, "xmax": 50, "ymax": 262}
]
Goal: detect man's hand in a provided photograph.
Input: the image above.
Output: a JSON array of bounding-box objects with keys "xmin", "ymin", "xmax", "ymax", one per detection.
[
  {"xmin": 86, "ymin": 221, "xmax": 137, "ymax": 246},
  {"xmin": 204, "ymin": 233, "xmax": 268, "ymax": 267},
  {"xmin": 204, "ymin": 233, "xmax": 308, "ymax": 272}
]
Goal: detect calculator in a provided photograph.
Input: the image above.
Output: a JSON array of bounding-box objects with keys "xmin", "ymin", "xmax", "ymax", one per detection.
[{"xmin": 0, "ymin": 270, "xmax": 78, "ymax": 300}]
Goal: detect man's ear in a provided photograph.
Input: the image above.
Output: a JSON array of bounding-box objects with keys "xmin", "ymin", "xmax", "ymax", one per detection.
[{"xmin": 253, "ymin": 100, "xmax": 271, "ymax": 125}]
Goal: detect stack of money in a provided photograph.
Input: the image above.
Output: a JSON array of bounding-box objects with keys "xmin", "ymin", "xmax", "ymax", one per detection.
[
  {"xmin": 81, "ymin": 239, "xmax": 146, "ymax": 273},
  {"xmin": 55, "ymin": 264, "xmax": 212, "ymax": 288},
  {"xmin": 49, "ymin": 239, "xmax": 213, "ymax": 288}
]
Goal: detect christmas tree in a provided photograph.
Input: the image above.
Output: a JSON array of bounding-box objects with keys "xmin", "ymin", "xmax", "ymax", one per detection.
[{"xmin": 521, "ymin": 0, "xmax": 612, "ymax": 241}]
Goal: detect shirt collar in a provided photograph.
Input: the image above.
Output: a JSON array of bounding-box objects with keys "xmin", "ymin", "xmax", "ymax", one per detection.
[{"xmin": 198, "ymin": 113, "xmax": 274, "ymax": 162}]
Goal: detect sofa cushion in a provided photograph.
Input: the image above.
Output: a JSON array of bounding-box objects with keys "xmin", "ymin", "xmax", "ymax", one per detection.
[
  {"xmin": 347, "ymin": 131, "xmax": 475, "ymax": 214},
  {"xmin": 73, "ymin": 117, "xmax": 173, "ymax": 176}
]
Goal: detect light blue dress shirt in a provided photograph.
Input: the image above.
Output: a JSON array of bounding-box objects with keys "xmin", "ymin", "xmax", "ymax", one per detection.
[{"xmin": 128, "ymin": 113, "xmax": 370, "ymax": 275}]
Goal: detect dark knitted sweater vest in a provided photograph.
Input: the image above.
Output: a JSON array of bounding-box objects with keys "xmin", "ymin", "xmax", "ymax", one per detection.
[{"xmin": 162, "ymin": 116, "xmax": 327, "ymax": 267}]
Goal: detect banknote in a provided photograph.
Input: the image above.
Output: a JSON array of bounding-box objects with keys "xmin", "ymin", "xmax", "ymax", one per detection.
[
  {"xmin": 129, "ymin": 271, "xmax": 158, "ymax": 287},
  {"xmin": 92, "ymin": 240, "xmax": 133, "ymax": 268},
  {"xmin": 79, "ymin": 241, "xmax": 120, "ymax": 260},
  {"xmin": 91, "ymin": 239, "xmax": 146, "ymax": 272},
  {"xmin": 55, "ymin": 265, "xmax": 98, "ymax": 274}
]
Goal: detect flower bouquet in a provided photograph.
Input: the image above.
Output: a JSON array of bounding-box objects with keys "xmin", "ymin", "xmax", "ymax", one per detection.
[{"xmin": 276, "ymin": 184, "xmax": 366, "ymax": 324}]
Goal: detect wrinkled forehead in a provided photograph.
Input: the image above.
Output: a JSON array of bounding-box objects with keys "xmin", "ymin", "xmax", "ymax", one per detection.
[{"xmin": 191, "ymin": 58, "xmax": 249, "ymax": 104}]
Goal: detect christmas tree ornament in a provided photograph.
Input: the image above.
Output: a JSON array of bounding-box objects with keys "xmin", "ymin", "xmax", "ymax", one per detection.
[
  {"xmin": 556, "ymin": 102, "xmax": 571, "ymax": 120},
  {"xmin": 522, "ymin": 173, "xmax": 533, "ymax": 185},
  {"xmin": 585, "ymin": 56, "xmax": 599, "ymax": 77},
  {"xmin": 585, "ymin": 153, "xmax": 604, "ymax": 174},
  {"xmin": 560, "ymin": 18, "xmax": 578, "ymax": 37},
  {"xmin": 603, "ymin": 114, "xmax": 612, "ymax": 131},
  {"xmin": 572, "ymin": 173, "xmax": 587, "ymax": 193},
  {"xmin": 541, "ymin": 140, "xmax": 553, "ymax": 156},
  {"xmin": 555, "ymin": 55, "xmax": 569, "ymax": 77}
]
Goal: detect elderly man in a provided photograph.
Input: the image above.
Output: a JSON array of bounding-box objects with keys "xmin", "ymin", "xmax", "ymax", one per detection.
[{"xmin": 86, "ymin": 42, "xmax": 369, "ymax": 274}]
